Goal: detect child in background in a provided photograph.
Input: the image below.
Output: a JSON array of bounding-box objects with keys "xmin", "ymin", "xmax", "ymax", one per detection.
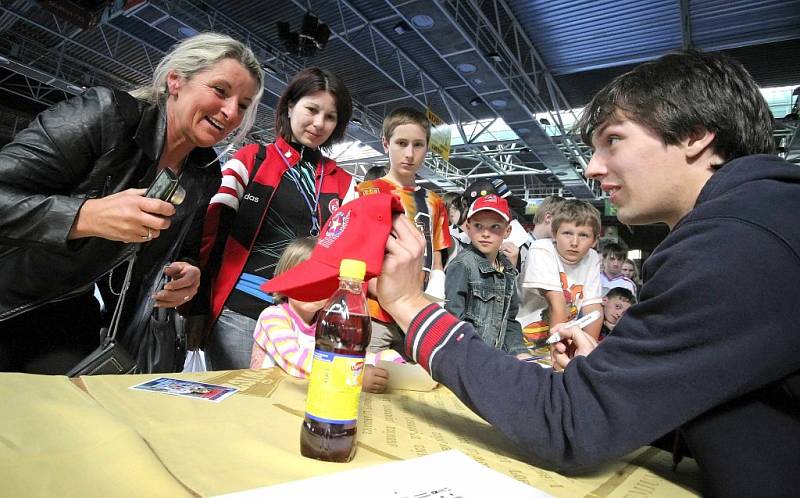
[
  {"xmin": 621, "ymin": 258, "xmax": 641, "ymax": 290},
  {"xmin": 600, "ymin": 243, "xmax": 638, "ymax": 296},
  {"xmin": 444, "ymin": 195, "xmax": 527, "ymax": 356},
  {"xmin": 516, "ymin": 199, "xmax": 604, "ymax": 353},
  {"xmin": 250, "ymin": 237, "xmax": 398, "ymax": 393},
  {"xmin": 357, "ymin": 107, "xmax": 451, "ymax": 356},
  {"xmin": 599, "ymin": 287, "xmax": 635, "ymax": 341}
]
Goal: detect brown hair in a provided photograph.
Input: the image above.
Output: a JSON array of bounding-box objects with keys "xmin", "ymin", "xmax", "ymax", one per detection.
[
  {"xmin": 382, "ymin": 107, "xmax": 431, "ymax": 144},
  {"xmin": 551, "ymin": 199, "xmax": 601, "ymax": 238},
  {"xmin": 271, "ymin": 237, "xmax": 317, "ymax": 303},
  {"xmin": 275, "ymin": 68, "xmax": 352, "ymax": 152},
  {"xmin": 576, "ymin": 50, "xmax": 774, "ymax": 168}
]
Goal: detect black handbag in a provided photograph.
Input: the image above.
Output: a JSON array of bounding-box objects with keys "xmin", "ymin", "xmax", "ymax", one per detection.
[
  {"xmin": 67, "ymin": 255, "xmax": 138, "ymax": 377},
  {"xmin": 136, "ymin": 284, "xmax": 188, "ymax": 373}
]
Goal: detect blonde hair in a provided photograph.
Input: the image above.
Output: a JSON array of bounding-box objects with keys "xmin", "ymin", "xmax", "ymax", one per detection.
[
  {"xmin": 130, "ymin": 32, "xmax": 264, "ymax": 147},
  {"xmin": 551, "ymin": 199, "xmax": 602, "ymax": 237},
  {"xmin": 272, "ymin": 237, "xmax": 317, "ymax": 303},
  {"xmin": 532, "ymin": 195, "xmax": 567, "ymax": 224}
]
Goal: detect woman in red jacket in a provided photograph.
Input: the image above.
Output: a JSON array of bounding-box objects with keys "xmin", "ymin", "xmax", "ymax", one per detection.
[{"xmin": 199, "ymin": 68, "xmax": 356, "ymax": 370}]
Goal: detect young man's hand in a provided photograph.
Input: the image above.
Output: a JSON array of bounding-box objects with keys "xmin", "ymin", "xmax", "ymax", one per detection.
[
  {"xmin": 550, "ymin": 322, "xmax": 598, "ymax": 372},
  {"xmin": 376, "ymin": 215, "xmax": 430, "ymax": 332}
]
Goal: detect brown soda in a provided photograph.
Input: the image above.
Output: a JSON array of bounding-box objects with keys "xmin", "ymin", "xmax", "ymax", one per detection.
[{"xmin": 300, "ymin": 259, "xmax": 371, "ymax": 462}]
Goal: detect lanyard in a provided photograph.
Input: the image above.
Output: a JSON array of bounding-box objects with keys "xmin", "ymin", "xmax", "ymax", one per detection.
[{"xmin": 277, "ymin": 145, "xmax": 325, "ymax": 236}]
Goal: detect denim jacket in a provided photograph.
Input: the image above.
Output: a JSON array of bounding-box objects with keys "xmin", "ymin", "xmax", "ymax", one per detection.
[{"xmin": 444, "ymin": 244, "xmax": 526, "ymax": 354}]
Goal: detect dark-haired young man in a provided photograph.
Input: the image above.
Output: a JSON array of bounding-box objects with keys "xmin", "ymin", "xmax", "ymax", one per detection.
[{"xmin": 374, "ymin": 50, "xmax": 800, "ymax": 497}]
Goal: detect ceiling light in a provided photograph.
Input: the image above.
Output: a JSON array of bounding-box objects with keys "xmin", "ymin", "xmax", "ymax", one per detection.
[
  {"xmin": 351, "ymin": 118, "xmax": 363, "ymax": 126},
  {"xmin": 486, "ymin": 51, "xmax": 502, "ymax": 63},
  {"xmin": 410, "ymin": 15, "xmax": 434, "ymax": 29},
  {"xmin": 490, "ymin": 98, "xmax": 507, "ymax": 109},
  {"xmin": 469, "ymin": 97, "xmax": 482, "ymax": 107},
  {"xmin": 277, "ymin": 12, "xmax": 330, "ymax": 58},
  {"xmin": 393, "ymin": 21, "xmax": 411, "ymax": 35},
  {"xmin": 456, "ymin": 63, "xmax": 477, "ymax": 74},
  {"xmin": 178, "ymin": 26, "xmax": 199, "ymax": 38},
  {"xmin": 539, "ymin": 118, "xmax": 551, "ymax": 126}
]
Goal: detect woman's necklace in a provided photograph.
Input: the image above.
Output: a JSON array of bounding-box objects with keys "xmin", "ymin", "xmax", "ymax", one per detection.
[{"xmin": 279, "ymin": 145, "xmax": 324, "ymax": 236}]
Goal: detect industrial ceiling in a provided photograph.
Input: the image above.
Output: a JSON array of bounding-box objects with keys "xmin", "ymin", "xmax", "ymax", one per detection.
[{"xmin": 0, "ymin": 0, "xmax": 798, "ymax": 205}]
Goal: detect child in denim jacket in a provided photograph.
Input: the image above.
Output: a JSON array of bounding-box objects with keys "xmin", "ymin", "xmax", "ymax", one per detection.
[{"xmin": 444, "ymin": 195, "xmax": 527, "ymax": 356}]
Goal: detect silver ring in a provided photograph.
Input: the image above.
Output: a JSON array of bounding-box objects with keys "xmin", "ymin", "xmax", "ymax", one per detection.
[{"xmin": 146, "ymin": 227, "xmax": 152, "ymax": 240}]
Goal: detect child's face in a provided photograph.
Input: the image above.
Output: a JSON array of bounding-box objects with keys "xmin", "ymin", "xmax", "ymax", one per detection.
[
  {"xmin": 554, "ymin": 222, "xmax": 596, "ymax": 264},
  {"xmin": 604, "ymin": 255, "xmax": 624, "ymax": 276},
  {"xmin": 466, "ymin": 211, "xmax": 511, "ymax": 257},
  {"xmin": 621, "ymin": 261, "xmax": 635, "ymax": 278},
  {"xmin": 382, "ymin": 123, "xmax": 427, "ymax": 181},
  {"xmin": 448, "ymin": 205, "xmax": 461, "ymax": 226},
  {"xmin": 603, "ymin": 296, "xmax": 632, "ymax": 325},
  {"xmin": 289, "ymin": 297, "xmax": 328, "ymax": 325}
]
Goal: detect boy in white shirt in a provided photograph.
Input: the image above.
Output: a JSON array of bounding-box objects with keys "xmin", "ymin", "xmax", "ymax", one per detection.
[{"xmin": 516, "ymin": 199, "xmax": 603, "ymax": 354}]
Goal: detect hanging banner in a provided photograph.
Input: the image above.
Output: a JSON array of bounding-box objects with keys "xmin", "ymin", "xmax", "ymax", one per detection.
[{"xmin": 425, "ymin": 108, "xmax": 452, "ymax": 162}]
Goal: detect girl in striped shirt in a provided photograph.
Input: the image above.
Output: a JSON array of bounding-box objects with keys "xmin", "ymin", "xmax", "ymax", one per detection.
[{"xmin": 250, "ymin": 237, "xmax": 401, "ymax": 393}]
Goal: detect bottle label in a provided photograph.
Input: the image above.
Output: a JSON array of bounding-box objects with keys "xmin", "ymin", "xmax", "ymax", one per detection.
[{"xmin": 305, "ymin": 350, "xmax": 365, "ymax": 423}]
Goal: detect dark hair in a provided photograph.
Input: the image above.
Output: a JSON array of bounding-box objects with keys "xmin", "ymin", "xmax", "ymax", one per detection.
[
  {"xmin": 275, "ymin": 67, "xmax": 353, "ymax": 151},
  {"xmin": 577, "ymin": 50, "xmax": 774, "ymax": 168},
  {"xmin": 601, "ymin": 242, "xmax": 627, "ymax": 260},
  {"xmin": 363, "ymin": 165, "xmax": 388, "ymax": 181},
  {"xmin": 606, "ymin": 287, "xmax": 635, "ymax": 303},
  {"xmin": 443, "ymin": 191, "xmax": 467, "ymax": 226},
  {"xmin": 383, "ymin": 107, "xmax": 431, "ymax": 143}
]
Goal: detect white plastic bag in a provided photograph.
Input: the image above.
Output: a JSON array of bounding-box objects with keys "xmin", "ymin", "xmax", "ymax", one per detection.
[{"xmin": 182, "ymin": 349, "xmax": 207, "ymax": 373}]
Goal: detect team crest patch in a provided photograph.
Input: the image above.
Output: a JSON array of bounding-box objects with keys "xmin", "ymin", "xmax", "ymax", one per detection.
[
  {"xmin": 328, "ymin": 198, "xmax": 340, "ymax": 213},
  {"xmin": 319, "ymin": 210, "xmax": 349, "ymax": 248}
]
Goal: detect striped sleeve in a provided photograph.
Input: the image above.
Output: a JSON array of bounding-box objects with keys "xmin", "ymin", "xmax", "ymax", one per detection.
[
  {"xmin": 404, "ymin": 303, "xmax": 465, "ymax": 371},
  {"xmin": 209, "ymin": 144, "xmax": 259, "ymax": 211},
  {"xmin": 252, "ymin": 306, "xmax": 314, "ymax": 378}
]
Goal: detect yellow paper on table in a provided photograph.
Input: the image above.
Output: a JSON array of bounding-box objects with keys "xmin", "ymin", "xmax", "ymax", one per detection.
[
  {"xmin": 81, "ymin": 369, "xmax": 701, "ymax": 498},
  {"xmin": 0, "ymin": 373, "xmax": 190, "ymax": 498}
]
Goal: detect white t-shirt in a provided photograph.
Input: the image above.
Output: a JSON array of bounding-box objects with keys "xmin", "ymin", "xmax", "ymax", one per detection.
[
  {"xmin": 600, "ymin": 272, "xmax": 638, "ymax": 297},
  {"xmin": 516, "ymin": 238, "xmax": 603, "ymax": 329}
]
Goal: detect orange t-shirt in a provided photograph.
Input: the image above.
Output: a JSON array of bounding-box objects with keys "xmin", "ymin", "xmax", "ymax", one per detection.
[{"xmin": 357, "ymin": 178, "xmax": 451, "ymax": 322}]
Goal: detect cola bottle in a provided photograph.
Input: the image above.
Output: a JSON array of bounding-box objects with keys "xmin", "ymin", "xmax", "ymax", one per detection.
[{"xmin": 300, "ymin": 259, "xmax": 372, "ymax": 462}]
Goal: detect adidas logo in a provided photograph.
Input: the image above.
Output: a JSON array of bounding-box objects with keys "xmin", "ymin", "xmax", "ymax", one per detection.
[{"xmin": 243, "ymin": 193, "xmax": 259, "ymax": 203}]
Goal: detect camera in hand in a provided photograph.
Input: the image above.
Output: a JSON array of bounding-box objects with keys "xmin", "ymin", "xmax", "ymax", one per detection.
[{"xmin": 145, "ymin": 168, "xmax": 186, "ymax": 205}]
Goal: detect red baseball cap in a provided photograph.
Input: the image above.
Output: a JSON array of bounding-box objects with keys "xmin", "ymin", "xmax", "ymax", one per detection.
[
  {"xmin": 467, "ymin": 194, "xmax": 511, "ymax": 222},
  {"xmin": 261, "ymin": 193, "xmax": 405, "ymax": 302}
]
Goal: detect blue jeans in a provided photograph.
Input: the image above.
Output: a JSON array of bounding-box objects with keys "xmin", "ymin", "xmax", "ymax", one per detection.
[{"xmin": 205, "ymin": 307, "xmax": 257, "ymax": 370}]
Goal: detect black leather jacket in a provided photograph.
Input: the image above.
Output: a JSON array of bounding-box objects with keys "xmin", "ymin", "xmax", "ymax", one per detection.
[{"xmin": 0, "ymin": 87, "xmax": 221, "ymax": 321}]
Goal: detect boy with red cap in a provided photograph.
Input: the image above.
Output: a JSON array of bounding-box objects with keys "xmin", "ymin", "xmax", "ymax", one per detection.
[{"xmin": 443, "ymin": 195, "xmax": 527, "ymax": 355}]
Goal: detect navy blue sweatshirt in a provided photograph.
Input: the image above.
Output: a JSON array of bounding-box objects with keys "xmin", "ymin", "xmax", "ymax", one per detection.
[{"xmin": 404, "ymin": 155, "xmax": 800, "ymax": 497}]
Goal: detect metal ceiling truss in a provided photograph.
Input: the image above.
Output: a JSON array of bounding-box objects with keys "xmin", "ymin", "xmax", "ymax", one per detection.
[
  {"xmin": 405, "ymin": 0, "xmax": 599, "ymax": 199},
  {"xmin": 283, "ymin": 0, "xmax": 475, "ymax": 190}
]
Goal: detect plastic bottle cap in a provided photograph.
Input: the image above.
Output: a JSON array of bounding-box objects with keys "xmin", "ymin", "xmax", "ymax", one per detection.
[{"xmin": 339, "ymin": 259, "xmax": 366, "ymax": 280}]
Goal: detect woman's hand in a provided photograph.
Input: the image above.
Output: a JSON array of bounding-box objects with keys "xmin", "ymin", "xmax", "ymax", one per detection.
[
  {"xmin": 362, "ymin": 365, "xmax": 389, "ymax": 394},
  {"xmin": 68, "ymin": 188, "xmax": 176, "ymax": 243},
  {"xmin": 153, "ymin": 261, "xmax": 200, "ymax": 308}
]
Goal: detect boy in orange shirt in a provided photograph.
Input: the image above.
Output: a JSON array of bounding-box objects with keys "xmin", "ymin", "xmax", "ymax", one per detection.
[{"xmin": 357, "ymin": 107, "xmax": 451, "ymax": 355}]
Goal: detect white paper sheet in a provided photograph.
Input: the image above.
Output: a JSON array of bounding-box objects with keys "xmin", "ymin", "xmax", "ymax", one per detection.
[{"xmin": 214, "ymin": 450, "xmax": 552, "ymax": 498}]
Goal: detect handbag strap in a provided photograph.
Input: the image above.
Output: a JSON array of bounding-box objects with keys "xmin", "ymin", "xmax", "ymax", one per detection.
[{"xmin": 106, "ymin": 253, "xmax": 136, "ymax": 343}]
